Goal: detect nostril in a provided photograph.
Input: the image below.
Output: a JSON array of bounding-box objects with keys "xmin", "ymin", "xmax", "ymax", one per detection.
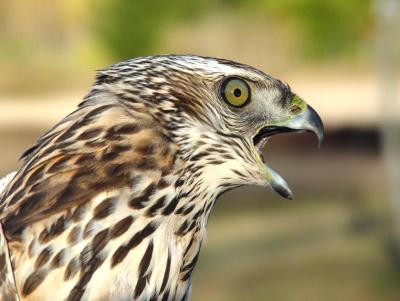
[{"xmin": 290, "ymin": 105, "xmax": 302, "ymax": 114}]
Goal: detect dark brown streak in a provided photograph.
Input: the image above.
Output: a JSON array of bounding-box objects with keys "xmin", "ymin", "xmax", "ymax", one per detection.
[
  {"xmin": 77, "ymin": 128, "xmax": 102, "ymax": 140},
  {"xmin": 67, "ymin": 225, "xmax": 82, "ymax": 245},
  {"xmin": 162, "ymin": 197, "xmax": 179, "ymax": 216},
  {"xmin": 50, "ymin": 249, "xmax": 66, "ymax": 269},
  {"xmin": 129, "ymin": 183, "xmax": 156, "ymax": 210},
  {"xmin": 22, "ymin": 270, "xmax": 47, "ymax": 296},
  {"xmin": 67, "ymin": 257, "xmax": 104, "ymax": 301},
  {"xmin": 93, "ymin": 197, "xmax": 116, "ymax": 220},
  {"xmin": 180, "ymin": 253, "xmax": 199, "ymax": 282},
  {"xmin": 47, "ymin": 156, "xmax": 72, "ymax": 173},
  {"xmin": 110, "ymin": 216, "xmax": 134, "ymax": 238},
  {"xmin": 38, "ymin": 216, "xmax": 66, "ymax": 244},
  {"xmin": 91, "ymin": 228, "xmax": 109, "ymax": 254},
  {"xmin": 84, "ymin": 104, "xmax": 114, "ymax": 120},
  {"xmin": 134, "ymin": 240, "xmax": 154, "ymax": 298},
  {"xmin": 64, "ymin": 257, "xmax": 79, "ymax": 281},
  {"xmin": 146, "ymin": 195, "xmax": 166, "ymax": 216},
  {"xmin": 160, "ymin": 251, "xmax": 171, "ymax": 293},
  {"xmin": 34, "ymin": 247, "xmax": 52, "ymax": 269},
  {"xmin": 111, "ymin": 222, "xmax": 158, "ymax": 267}
]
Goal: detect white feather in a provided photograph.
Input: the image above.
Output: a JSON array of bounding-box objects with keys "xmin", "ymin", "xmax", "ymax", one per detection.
[{"xmin": 0, "ymin": 171, "xmax": 17, "ymax": 195}]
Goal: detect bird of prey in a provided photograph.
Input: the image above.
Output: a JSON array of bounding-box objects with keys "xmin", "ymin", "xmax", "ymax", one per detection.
[{"xmin": 0, "ymin": 55, "xmax": 323, "ymax": 301}]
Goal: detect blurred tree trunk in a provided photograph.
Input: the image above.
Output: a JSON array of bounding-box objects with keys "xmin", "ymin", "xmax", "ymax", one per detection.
[{"xmin": 375, "ymin": 0, "xmax": 400, "ymax": 247}]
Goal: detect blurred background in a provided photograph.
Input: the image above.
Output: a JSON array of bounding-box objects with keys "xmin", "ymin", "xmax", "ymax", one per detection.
[{"xmin": 1, "ymin": 0, "xmax": 400, "ymax": 300}]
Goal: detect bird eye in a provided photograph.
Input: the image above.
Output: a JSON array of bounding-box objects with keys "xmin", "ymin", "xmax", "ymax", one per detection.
[{"xmin": 220, "ymin": 77, "xmax": 251, "ymax": 107}]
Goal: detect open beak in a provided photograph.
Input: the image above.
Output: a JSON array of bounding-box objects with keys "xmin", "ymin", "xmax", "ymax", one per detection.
[{"xmin": 253, "ymin": 96, "xmax": 324, "ymax": 199}]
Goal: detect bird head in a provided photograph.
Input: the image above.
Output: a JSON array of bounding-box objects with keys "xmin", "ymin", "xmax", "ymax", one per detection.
[{"xmin": 96, "ymin": 55, "xmax": 324, "ymax": 200}]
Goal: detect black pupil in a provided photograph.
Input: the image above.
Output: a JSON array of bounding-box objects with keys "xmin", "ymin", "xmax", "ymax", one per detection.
[{"xmin": 233, "ymin": 88, "xmax": 242, "ymax": 97}]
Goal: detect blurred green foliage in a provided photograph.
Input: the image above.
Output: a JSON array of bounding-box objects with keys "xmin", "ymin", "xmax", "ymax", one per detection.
[
  {"xmin": 91, "ymin": 0, "xmax": 371, "ymax": 61},
  {"xmin": 90, "ymin": 0, "xmax": 215, "ymax": 60},
  {"xmin": 255, "ymin": 0, "xmax": 372, "ymax": 59}
]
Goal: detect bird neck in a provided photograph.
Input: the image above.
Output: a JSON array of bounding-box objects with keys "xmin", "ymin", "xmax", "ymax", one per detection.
[{"xmin": 110, "ymin": 166, "xmax": 220, "ymax": 300}]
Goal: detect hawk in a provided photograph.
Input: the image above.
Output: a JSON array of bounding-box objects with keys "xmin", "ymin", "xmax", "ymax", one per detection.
[{"xmin": 0, "ymin": 55, "xmax": 323, "ymax": 301}]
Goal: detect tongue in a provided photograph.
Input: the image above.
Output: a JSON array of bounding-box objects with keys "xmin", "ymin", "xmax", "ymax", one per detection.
[{"xmin": 265, "ymin": 166, "xmax": 293, "ymax": 200}]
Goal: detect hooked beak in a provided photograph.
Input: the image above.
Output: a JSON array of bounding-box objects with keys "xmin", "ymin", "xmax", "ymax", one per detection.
[{"xmin": 253, "ymin": 95, "xmax": 324, "ymax": 199}]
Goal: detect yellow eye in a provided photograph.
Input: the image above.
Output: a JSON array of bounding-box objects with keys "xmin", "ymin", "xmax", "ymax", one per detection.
[{"xmin": 220, "ymin": 77, "xmax": 251, "ymax": 107}]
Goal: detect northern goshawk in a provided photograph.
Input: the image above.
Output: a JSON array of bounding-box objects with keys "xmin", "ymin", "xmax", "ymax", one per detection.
[{"xmin": 0, "ymin": 55, "xmax": 323, "ymax": 301}]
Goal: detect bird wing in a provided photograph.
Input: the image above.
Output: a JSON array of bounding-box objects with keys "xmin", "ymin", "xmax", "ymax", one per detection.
[
  {"xmin": 0, "ymin": 174, "xmax": 20, "ymax": 300},
  {"xmin": 0, "ymin": 103, "xmax": 133, "ymax": 232},
  {"xmin": 0, "ymin": 172, "xmax": 19, "ymax": 300},
  {"xmin": 0, "ymin": 100, "xmax": 174, "ymax": 240},
  {"xmin": 0, "ymin": 220, "xmax": 19, "ymax": 301}
]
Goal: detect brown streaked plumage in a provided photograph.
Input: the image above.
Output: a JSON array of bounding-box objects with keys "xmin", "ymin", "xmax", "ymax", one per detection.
[{"xmin": 0, "ymin": 55, "xmax": 323, "ymax": 300}]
